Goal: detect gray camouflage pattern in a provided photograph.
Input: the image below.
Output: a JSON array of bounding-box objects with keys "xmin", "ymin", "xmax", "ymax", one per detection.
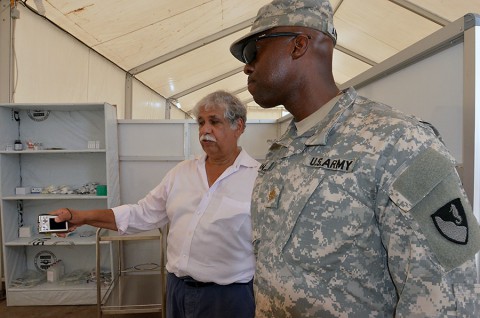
[
  {"xmin": 251, "ymin": 87, "xmax": 480, "ymax": 317},
  {"xmin": 230, "ymin": 0, "xmax": 337, "ymax": 62}
]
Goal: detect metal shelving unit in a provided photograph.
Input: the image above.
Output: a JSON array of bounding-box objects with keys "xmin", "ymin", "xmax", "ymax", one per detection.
[
  {"xmin": 96, "ymin": 228, "xmax": 166, "ymax": 318},
  {"xmin": 0, "ymin": 103, "xmax": 120, "ymax": 306}
]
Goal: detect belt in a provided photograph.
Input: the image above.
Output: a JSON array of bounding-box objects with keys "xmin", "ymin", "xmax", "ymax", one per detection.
[
  {"xmin": 177, "ymin": 275, "xmax": 252, "ymax": 288},
  {"xmin": 181, "ymin": 276, "xmax": 216, "ymax": 288}
]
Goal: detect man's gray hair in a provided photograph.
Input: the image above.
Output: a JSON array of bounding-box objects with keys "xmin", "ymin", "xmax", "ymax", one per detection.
[{"xmin": 192, "ymin": 90, "xmax": 247, "ymax": 129}]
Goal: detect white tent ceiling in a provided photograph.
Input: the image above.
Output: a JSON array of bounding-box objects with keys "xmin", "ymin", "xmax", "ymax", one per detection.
[{"xmin": 21, "ymin": 0, "xmax": 480, "ymax": 118}]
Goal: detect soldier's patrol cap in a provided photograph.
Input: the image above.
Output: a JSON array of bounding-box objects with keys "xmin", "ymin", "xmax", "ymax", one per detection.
[{"xmin": 230, "ymin": 0, "xmax": 337, "ymax": 62}]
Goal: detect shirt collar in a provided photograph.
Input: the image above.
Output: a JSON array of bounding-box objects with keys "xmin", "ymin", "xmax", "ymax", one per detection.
[
  {"xmin": 195, "ymin": 147, "xmax": 259, "ymax": 169},
  {"xmin": 294, "ymin": 93, "xmax": 341, "ymax": 136},
  {"xmin": 305, "ymin": 86, "xmax": 357, "ymax": 146},
  {"xmin": 275, "ymin": 87, "xmax": 358, "ymax": 148}
]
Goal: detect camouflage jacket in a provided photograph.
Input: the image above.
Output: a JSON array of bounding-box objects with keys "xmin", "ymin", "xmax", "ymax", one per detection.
[{"xmin": 252, "ymin": 87, "xmax": 480, "ymax": 317}]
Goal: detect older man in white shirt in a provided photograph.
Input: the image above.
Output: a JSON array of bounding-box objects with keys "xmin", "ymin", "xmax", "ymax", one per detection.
[{"xmin": 51, "ymin": 90, "xmax": 259, "ymax": 318}]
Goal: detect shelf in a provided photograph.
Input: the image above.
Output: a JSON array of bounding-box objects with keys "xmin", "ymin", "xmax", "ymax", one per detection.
[
  {"xmin": 6, "ymin": 281, "xmax": 108, "ymax": 306},
  {"xmin": 0, "ymin": 103, "xmax": 108, "ymax": 111},
  {"xmin": 5, "ymin": 236, "xmax": 110, "ymax": 246},
  {"xmin": 96, "ymin": 227, "xmax": 165, "ymax": 317},
  {"xmin": 2, "ymin": 194, "xmax": 107, "ymax": 200},
  {"xmin": 9, "ymin": 280, "xmax": 99, "ymax": 292},
  {"xmin": 0, "ymin": 149, "xmax": 106, "ymax": 154},
  {"xmin": 100, "ymin": 274, "xmax": 163, "ymax": 314}
]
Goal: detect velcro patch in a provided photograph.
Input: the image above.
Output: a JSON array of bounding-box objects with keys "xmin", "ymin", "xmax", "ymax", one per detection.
[
  {"xmin": 305, "ymin": 156, "xmax": 356, "ymax": 172},
  {"xmin": 389, "ymin": 147, "xmax": 480, "ymax": 271},
  {"xmin": 431, "ymin": 198, "xmax": 468, "ymax": 245}
]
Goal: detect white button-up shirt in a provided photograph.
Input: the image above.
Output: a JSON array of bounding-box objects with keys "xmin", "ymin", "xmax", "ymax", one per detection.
[{"xmin": 113, "ymin": 149, "xmax": 259, "ymax": 284}]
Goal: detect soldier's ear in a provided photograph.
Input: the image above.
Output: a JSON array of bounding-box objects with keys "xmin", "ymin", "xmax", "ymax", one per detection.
[{"xmin": 291, "ymin": 34, "xmax": 310, "ymax": 60}]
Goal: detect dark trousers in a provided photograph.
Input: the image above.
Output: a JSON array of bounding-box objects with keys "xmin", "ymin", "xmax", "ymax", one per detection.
[{"xmin": 166, "ymin": 272, "xmax": 255, "ymax": 318}]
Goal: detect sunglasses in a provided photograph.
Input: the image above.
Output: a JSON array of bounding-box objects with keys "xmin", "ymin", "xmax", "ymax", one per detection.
[{"xmin": 241, "ymin": 32, "xmax": 309, "ymax": 64}]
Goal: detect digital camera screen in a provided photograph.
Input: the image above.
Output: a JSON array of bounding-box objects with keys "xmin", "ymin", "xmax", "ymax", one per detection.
[
  {"xmin": 39, "ymin": 215, "xmax": 68, "ymax": 233},
  {"xmin": 49, "ymin": 217, "xmax": 68, "ymax": 230}
]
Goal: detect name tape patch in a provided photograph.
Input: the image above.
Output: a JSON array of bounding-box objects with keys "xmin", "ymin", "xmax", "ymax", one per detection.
[{"xmin": 306, "ymin": 156, "xmax": 356, "ymax": 172}]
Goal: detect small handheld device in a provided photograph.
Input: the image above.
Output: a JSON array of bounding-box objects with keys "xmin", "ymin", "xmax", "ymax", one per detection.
[{"xmin": 38, "ymin": 215, "xmax": 68, "ymax": 233}]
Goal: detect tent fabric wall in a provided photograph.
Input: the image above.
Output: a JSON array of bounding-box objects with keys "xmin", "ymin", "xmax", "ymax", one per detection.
[
  {"xmin": 13, "ymin": 4, "xmax": 171, "ymax": 120},
  {"xmin": 10, "ymin": 3, "xmax": 284, "ymax": 121}
]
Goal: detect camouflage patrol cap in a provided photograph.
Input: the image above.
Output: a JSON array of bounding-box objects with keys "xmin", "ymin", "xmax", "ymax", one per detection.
[{"xmin": 230, "ymin": 0, "xmax": 337, "ymax": 62}]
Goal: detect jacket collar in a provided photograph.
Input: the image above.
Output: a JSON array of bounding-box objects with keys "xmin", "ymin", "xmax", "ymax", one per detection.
[{"xmin": 273, "ymin": 87, "xmax": 357, "ymax": 150}]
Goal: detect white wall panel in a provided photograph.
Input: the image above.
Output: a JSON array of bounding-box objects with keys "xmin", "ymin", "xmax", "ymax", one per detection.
[
  {"xmin": 356, "ymin": 43, "xmax": 463, "ymax": 163},
  {"xmin": 118, "ymin": 121, "xmax": 186, "ymax": 158},
  {"xmin": 119, "ymin": 161, "xmax": 177, "ymax": 205},
  {"xmin": 239, "ymin": 121, "xmax": 278, "ymax": 160}
]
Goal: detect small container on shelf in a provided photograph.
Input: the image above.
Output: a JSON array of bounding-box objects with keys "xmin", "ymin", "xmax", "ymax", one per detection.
[{"xmin": 14, "ymin": 140, "xmax": 23, "ymax": 151}]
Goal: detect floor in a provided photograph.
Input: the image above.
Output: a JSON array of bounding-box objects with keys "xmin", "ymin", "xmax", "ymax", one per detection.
[{"xmin": 0, "ymin": 296, "xmax": 162, "ymax": 318}]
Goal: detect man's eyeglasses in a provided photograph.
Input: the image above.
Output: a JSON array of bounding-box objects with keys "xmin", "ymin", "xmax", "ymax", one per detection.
[{"xmin": 241, "ymin": 32, "xmax": 310, "ymax": 64}]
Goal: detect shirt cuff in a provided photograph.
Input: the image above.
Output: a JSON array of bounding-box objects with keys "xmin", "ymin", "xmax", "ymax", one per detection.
[{"xmin": 112, "ymin": 205, "xmax": 131, "ymax": 235}]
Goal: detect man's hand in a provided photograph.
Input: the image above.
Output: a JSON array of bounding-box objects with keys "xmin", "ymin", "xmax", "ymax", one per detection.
[{"xmin": 50, "ymin": 208, "xmax": 81, "ymax": 236}]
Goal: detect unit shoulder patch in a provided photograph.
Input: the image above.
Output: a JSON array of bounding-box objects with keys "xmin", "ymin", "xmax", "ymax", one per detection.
[{"xmin": 431, "ymin": 198, "xmax": 468, "ymax": 245}]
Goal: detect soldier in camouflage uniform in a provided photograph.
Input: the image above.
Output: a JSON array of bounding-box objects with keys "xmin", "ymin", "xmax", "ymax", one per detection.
[{"xmin": 230, "ymin": 0, "xmax": 480, "ymax": 317}]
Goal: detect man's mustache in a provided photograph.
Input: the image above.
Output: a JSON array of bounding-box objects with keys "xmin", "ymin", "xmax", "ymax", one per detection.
[{"xmin": 200, "ymin": 134, "xmax": 217, "ymax": 142}]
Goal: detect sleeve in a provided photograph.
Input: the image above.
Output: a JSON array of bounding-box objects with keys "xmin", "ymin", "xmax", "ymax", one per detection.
[
  {"xmin": 112, "ymin": 170, "xmax": 174, "ymax": 235},
  {"xmin": 377, "ymin": 137, "xmax": 480, "ymax": 316}
]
